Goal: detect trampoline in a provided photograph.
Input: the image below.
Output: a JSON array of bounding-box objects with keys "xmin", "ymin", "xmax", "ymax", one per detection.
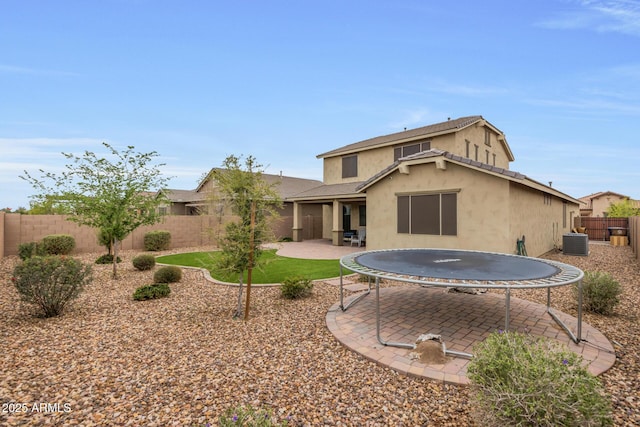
[{"xmin": 339, "ymin": 248, "xmax": 584, "ymax": 358}]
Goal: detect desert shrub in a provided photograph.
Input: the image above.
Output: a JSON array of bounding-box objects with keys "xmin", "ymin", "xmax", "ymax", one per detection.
[
  {"xmin": 575, "ymin": 271, "xmax": 621, "ymax": 315},
  {"xmin": 144, "ymin": 230, "xmax": 171, "ymax": 251},
  {"xmin": 218, "ymin": 404, "xmax": 289, "ymax": 426},
  {"xmin": 12, "ymin": 255, "xmax": 93, "ymax": 317},
  {"xmin": 95, "ymin": 254, "xmax": 122, "ymax": 264},
  {"xmin": 133, "ymin": 283, "xmax": 171, "ymax": 301},
  {"xmin": 467, "ymin": 331, "xmax": 612, "ymax": 427},
  {"xmin": 153, "ymin": 265, "xmax": 182, "ymax": 283},
  {"xmin": 132, "ymin": 254, "xmax": 156, "ymax": 271},
  {"xmin": 18, "ymin": 242, "xmax": 45, "ymax": 260},
  {"xmin": 41, "ymin": 234, "xmax": 76, "ymax": 255},
  {"xmin": 280, "ymin": 275, "xmax": 313, "ymax": 299}
]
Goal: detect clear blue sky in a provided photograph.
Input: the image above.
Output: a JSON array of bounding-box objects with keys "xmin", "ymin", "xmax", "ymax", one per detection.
[{"xmin": 2, "ymin": 0, "xmax": 639, "ymax": 210}]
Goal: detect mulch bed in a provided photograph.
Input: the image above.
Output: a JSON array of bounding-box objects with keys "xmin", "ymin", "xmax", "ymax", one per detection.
[{"xmin": 0, "ymin": 243, "xmax": 638, "ymax": 426}]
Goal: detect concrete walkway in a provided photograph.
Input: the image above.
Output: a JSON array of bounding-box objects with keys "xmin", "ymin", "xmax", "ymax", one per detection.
[
  {"xmin": 264, "ymin": 239, "xmax": 364, "ymax": 259},
  {"xmin": 266, "ymin": 240, "xmax": 616, "ymax": 385}
]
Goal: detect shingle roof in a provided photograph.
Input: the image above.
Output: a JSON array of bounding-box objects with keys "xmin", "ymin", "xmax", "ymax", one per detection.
[
  {"xmin": 162, "ymin": 189, "xmax": 204, "ymax": 203},
  {"xmin": 287, "ymin": 182, "xmax": 364, "ymax": 200},
  {"xmin": 195, "ymin": 168, "xmax": 323, "ymax": 200},
  {"xmin": 317, "ymin": 116, "xmax": 483, "ymax": 158},
  {"xmin": 261, "ymin": 174, "xmax": 323, "ymax": 199}
]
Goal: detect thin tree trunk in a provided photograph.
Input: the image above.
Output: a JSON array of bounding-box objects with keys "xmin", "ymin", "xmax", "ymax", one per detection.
[
  {"xmin": 234, "ymin": 275, "xmax": 244, "ymax": 318},
  {"xmin": 244, "ymin": 201, "xmax": 256, "ymax": 321},
  {"xmin": 112, "ymin": 238, "xmax": 118, "ymax": 279}
]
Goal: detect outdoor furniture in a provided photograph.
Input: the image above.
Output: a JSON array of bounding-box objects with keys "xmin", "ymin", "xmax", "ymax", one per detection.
[{"xmin": 350, "ymin": 229, "xmax": 366, "ymax": 247}]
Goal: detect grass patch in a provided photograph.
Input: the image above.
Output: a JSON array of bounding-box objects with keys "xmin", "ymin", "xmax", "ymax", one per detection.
[{"xmin": 156, "ymin": 249, "xmax": 349, "ymax": 284}]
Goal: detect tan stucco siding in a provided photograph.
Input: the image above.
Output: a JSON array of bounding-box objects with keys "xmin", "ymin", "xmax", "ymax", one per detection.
[
  {"xmin": 323, "ymin": 148, "xmax": 396, "ymax": 185},
  {"xmin": 590, "ymin": 195, "xmax": 626, "ymax": 217},
  {"xmin": 508, "ymin": 183, "xmax": 579, "ymax": 257},
  {"xmin": 364, "ymin": 162, "xmax": 512, "ymax": 253},
  {"xmin": 454, "ymin": 125, "xmax": 510, "ymax": 169},
  {"xmin": 322, "ymin": 126, "xmax": 512, "ymax": 185}
]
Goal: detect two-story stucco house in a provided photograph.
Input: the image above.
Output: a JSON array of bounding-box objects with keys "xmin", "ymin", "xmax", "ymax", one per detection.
[
  {"xmin": 578, "ymin": 191, "xmax": 636, "ymax": 217},
  {"xmin": 289, "ymin": 116, "xmax": 581, "ymax": 257}
]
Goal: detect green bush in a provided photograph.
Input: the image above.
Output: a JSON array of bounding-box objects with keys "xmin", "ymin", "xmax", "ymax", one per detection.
[
  {"xmin": 95, "ymin": 254, "xmax": 122, "ymax": 264},
  {"xmin": 133, "ymin": 283, "xmax": 171, "ymax": 301},
  {"xmin": 18, "ymin": 242, "xmax": 45, "ymax": 260},
  {"xmin": 467, "ymin": 331, "xmax": 612, "ymax": 427},
  {"xmin": 280, "ymin": 275, "xmax": 313, "ymax": 299},
  {"xmin": 41, "ymin": 234, "xmax": 76, "ymax": 255},
  {"xmin": 132, "ymin": 254, "xmax": 156, "ymax": 271},
  {"xmin": 144, "ymin": 230, "xmax": 171, "ymax": 251},
  {"xmin": 153, "ymin": 265, "xmax": 182, "ymax": 283},
  {"xmin": 575, "ymin": 271, "xmax": 621, "ymax": 315},
  {"xmin": 218, "ymin": 404, "xmax": 289, "ymax": 426},
  {"xmin": 12, "ymin": 255, "xmax": 93, "ymax": 317}
]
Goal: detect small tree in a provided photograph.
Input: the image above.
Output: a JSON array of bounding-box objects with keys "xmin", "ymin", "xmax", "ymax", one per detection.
[
  {"xmin": 21, "ymin": 142, "xmax": 171, "ymax": 278},
  {"xmin": 209, "ymin": 155, "xmax": 282, "ymax": 319},
  {"xmin": 606, "ymin": 198, "xmax": 640, "ymax": 217}
]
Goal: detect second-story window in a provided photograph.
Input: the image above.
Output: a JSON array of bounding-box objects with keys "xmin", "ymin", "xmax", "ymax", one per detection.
[
  {"xmin": 342, "ymin": 155, "xmax": 358, "ymax": 178},
  {"xmin": 394, "ymin": 141, "xmax": 431, "ymax": 161}
]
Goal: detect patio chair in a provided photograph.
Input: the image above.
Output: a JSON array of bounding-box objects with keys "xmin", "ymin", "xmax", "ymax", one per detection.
[{"xmin": 350, "ymin": 229, "xmax": 366, "ymax": 247}]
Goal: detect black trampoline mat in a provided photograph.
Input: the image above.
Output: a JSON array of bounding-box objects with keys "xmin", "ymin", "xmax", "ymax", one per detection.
[{"xmin": 355, "ymin": 249, "xmax": 560, "ymax": 281}]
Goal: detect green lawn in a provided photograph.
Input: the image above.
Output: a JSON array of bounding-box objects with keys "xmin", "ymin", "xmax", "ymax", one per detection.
[{"xmin": 156, "ymin": 249, "xmax": 349, "ymax": 284}]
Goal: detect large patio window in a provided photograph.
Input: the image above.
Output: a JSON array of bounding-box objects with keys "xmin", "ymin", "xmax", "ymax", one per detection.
[
  {"xmin": 342, "ymin": 155, "xmax": 358, "ymax": 178},
  {"xmin": 397, "ymin": 192, "xmax": 457, "ymax": 235}
]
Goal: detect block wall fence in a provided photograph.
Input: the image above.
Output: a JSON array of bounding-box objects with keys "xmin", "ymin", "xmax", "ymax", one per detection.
[{"xmin": 0, "ymin": 213, "xmax": 295, "ymax": 259}]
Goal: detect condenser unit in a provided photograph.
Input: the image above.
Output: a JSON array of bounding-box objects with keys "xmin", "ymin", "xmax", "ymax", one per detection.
[{"xmin": 563, "ymin": 233, "xmax": 589, "ymax": 256}]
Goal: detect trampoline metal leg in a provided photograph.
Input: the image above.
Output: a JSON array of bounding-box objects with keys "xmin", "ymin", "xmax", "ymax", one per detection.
[
  {"xmin": 340, "ymin": 268, "xmax": 371, "ymax": 311},
  {"xmin": 505, "ymin": 288, "xmax": 511, "ymax": 331},
  {"xmin": 546, "ymin": 283, "xmax": 582, "ymax": 344},
  {"xmin": 375, "ymin": 279, "xmax": 473, "ymax": 358},
  {"xmin": 376, "ymin": 277, "xmax": 414, "ymax": 349}
]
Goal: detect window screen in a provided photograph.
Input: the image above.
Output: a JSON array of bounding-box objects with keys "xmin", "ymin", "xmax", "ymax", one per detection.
[
  {"xmin": 342, "ymin": 155, "xmax": 358, "ymax": 178},
  {"xmin": 397, "ymin": 192, "xmax": 457, "ymax": 235}
]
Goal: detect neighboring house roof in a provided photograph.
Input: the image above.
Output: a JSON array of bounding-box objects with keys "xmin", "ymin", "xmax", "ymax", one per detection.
[
  {"xmin": 161, "ymin": 189, "xmax": 204, "ymax": 203},
  {"xmin": 261, "ymin": 174, "xmax": 323, "ymax": 199},
  {"xmin": 357, "ymin": 149, "xmax": 581, "ymax": 204},
  {"xmin": 288, "ymin": 181, "xmax": 365, "ymax": 202},
  {"xmin": 195, "ymin": 168, "xmax": 323, "ymax": 201},
  {"xmin": 316, "ymin": 115, "xmax": 514, "ymax": 161},
  {"xmin": 579, "ymin": 191, "xmax": 630, "ymax": 202}
]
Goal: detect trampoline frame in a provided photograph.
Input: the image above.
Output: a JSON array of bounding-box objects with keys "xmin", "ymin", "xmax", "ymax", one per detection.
[{"xmin": 339, "ymin": 248, "xmax": 584, "ymax": 358}]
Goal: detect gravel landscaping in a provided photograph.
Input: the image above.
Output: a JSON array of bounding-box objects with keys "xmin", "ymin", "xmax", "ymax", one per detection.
[{"xmin": 1, "ymin": 243, "xmax": 638, "ymax": 426}]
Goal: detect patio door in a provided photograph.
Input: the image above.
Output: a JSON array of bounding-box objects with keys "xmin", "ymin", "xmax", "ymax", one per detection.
[{"xmin": 343, "ymin": 205, "xmax": 352, "ymax": 233}]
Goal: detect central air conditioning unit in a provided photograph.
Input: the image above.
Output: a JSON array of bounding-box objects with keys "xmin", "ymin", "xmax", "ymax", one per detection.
[{"xmin": 563, "ymin": 233, "xmax": 589, "ymax": 256}]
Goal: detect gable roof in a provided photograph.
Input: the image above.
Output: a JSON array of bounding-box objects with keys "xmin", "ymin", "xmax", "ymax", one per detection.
[
  {"xmin": 161, "ymin": 189, "xmax": 204, "ymax": 203},
  {"xmin": 287, "ymin": 181, "xmax": 364, "ymax": 201},
  {"xmin": 195, "ymin": 168, "xmax": 323, "ymax": 200},
  {"xmin": 357, "ymin": 149, "xmax": 580, "ymax": 205},
  {"xmin": 317, "ymin": 115, "xmax": 514, "ymax": 161},
  {"xmin": 578, "ymin": 191, "xmax": 630, "ymax": 202}
]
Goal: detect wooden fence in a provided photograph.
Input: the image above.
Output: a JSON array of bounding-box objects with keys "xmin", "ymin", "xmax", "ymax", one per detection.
[
  {"xmin": 575, "ymin": 217, "xmax": 629, "ymax": 241},
  {"xmin": 630, "ymin": 216, "xmax": 639, "ymax": 262}
]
